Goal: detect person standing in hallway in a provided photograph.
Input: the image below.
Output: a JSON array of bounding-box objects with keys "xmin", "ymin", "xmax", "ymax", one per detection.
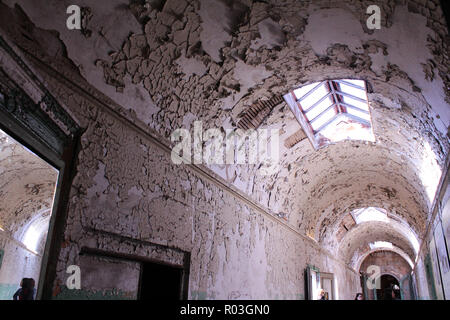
[
  {"xmin": 354, "ymin": 293, "xmax": 364, "ymax": 300},
  {"xmin": 12, "ymin": 278, "xmax": 35, "ymax": 300},
  {"xmin": 318, "ymin": 289, "xmax": 327, "ymax": 300}
]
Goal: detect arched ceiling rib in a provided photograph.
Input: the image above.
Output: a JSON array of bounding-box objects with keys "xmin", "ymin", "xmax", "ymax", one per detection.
[
  {"xmin": 357, "ymin": 247, "xmax": 414, "ymax": 272},
  {"xmin": 337, "ymin": 220, "xmax": 418, "ymax": 269},
  {"xmin": 251, "ymin": 72, "xmax": 445, "ymax": 238}
]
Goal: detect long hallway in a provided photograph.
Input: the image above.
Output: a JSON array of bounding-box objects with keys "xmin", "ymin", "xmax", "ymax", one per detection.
[{"xmin": 0, "ymin": 0, "xmax": 449, "ymax": 302}]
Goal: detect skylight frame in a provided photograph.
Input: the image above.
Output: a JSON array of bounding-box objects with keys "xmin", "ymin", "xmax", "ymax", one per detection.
[
  {"xmin": 351, "ymin": 207, "xmax": 389, "ymax": 224},
  {"xmin": 284, "ymin": 79, "xmax": 374, "ymax": 149}
]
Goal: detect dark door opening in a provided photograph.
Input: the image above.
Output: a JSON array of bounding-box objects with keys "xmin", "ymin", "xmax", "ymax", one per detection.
[
  {"xmin": 377, "ymin": 274, "xmax": 401, "ymax": 300},
  {"xmin": 139, "ymin": 261, "xmax": 183, "ymax": 300}
]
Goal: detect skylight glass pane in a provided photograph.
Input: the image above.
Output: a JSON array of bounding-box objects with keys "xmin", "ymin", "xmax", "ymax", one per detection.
[
  {"xmin": 310, "ymin": 108, "xmax": 336, "ymax": 131},
  {"xmin": 305, "ymin": 96, "xmax": 333, "ymax": 121},
  {"xmin": 347, "ymin": 108, "xmax": 371, "ymax": 122},
  {"xmin": 320, "ymin": 117, "xmax": 375, "ymax": 142},
  {"xmin": 301, "ymin": 84, "xmax": 328, "ymax": 110},
  {"xmin": 342, "ymin": 79, "xmax": 365, "ymax": 87},
  {"xmin": 339, "ymin": 83, "xmax": 367, "ymax": 100},
  {"xmin": 354, "ymin": 207, "xmax": 388, "ymax": 224},
  {"xmin": 342, "ymin": 96, "xmax": 369, "ymax": 111},
  {"xmin": 293, "ymin": 82, "xmax": 320, "ymax": 100},
  {"xmin": 284, "ymin": 79, "xmax": 374, "ymax": 149}
]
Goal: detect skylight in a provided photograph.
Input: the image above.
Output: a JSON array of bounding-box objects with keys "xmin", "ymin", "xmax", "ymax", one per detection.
[
  {"xmin": 369, "ymin": 241, "xmax": 393, "ymax": 250},
  {"xmin": 22, "ymin": 224, "xmax": 40, "ymax": 253},
  {"xmin": 284, "ymin": 79, "xmax": 375, "ymax": 149},
  {"xmin": 352, "ymin": 207, "xmax": 388, "ymax": 224}
]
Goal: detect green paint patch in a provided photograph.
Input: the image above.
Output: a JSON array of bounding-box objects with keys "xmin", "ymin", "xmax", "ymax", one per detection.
[
  {"xmin": 424, "ymin": 254, "xmax": 437, "ymax": 300},
  {"xmin": 0, "ymin": 249, "xmax": 4, "ymax": 269},
  {"xmin": 0, "ymin": 283, "xmax": 19, "ymax": 300},
  {"xmin": 296, "ymin": 293, "xmax": 304, "ymax": 300},
  {"xmin": 53, "ymin": 286, "xmax": 134, "ymax": 300},
  {"xmin": 190, "ymin": 290, "xmax": 207, "ymax": 300}
]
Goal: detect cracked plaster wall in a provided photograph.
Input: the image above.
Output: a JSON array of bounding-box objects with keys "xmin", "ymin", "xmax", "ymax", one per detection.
[
  {"xmin": 0, "ymin": 235, "xmax": 43, "ymax": 299},
  {"xmin": 415, "ymin": 255, "xmax": 432, "ymax": 299},
  {"xmin": 360, "ymin": 250, "xmax": 412, "ymax": 282},
  {"xmin": 0, "ymin": 0, "xmax": 449, "ymax": 299},
  {"xmin": 412, "ymin": 170, "xmax": 449, "ymax": 299},
  {"xmin": 0, "ymin": 52, "xmax": 361, "ymax": 299},
  {"xmin": 49, "ymin": 105, "xmax": 360, "ymax": 299}
]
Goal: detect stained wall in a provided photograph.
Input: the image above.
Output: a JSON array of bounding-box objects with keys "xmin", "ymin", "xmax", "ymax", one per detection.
[{"xmin": 0, "ymin": 0, "xmax": 448, "ymax": 300}]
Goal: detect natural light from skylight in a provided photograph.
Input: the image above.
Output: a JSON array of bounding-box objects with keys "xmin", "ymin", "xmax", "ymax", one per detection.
[
  {"xmin": 352, "ymin": 207, "xmax": 389, "ymax": 224},
  {"xmin": 284, "ymin": 79, "xmax": 375, "ymax": 149},
  {"xmin": 369, "ymin": 241, "xmax": 393, "ymax": 250},
  {"xmin": 22, "ymin": 224, "xmax": 40, "ymax": 253},
  {"xmin": 419, "ymin": 139, "xmax": 442, "ymax": 203},
  {"xmin": 351, "ymin": 207, "xmax": 420, "ymax": 255}
]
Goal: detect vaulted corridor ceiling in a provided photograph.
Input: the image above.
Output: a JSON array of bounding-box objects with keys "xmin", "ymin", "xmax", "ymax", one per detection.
[{"xmin": 0, "ymin": 0, "xmax": 448, "ymax": 301}]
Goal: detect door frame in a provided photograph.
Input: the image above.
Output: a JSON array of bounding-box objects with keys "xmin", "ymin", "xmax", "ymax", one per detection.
[
  {"xmin": 305, "ymin": 265, "xmax": 336, "ymax": 300},
  {"xmin": 80, "ymin": 246, "xmax": 190, "ymax": 300},
  {"xmin": 0, "ymin": 34, "xmax": 80, "ymax": 299},
  {"xmin": 319, "ymin": 271, "xmax": 335, "ymax": 300}
]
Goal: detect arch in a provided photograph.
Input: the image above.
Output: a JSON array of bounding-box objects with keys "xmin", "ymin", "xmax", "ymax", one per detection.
[
  {"xmin": 380, "ymin": 272, "xmax": 401, "ymax": 283},
  {"xmin": 253, "ymin": 68, "xmax": 445, "ymax": 240},
  {"xmin": 338, "ymin": 220, "xmax": 418, "ymax": 269},
  {"xmin": 377, "ymin": 274, "xmax": 401, "ymax": 300},
  {"xmin": 357, "ymin": 247, "xmax": 414, "ymax": 273},
  {"xmin": 19, "ymin": 210, "xmax": 51, "ymax": 254},
  {"xmin": 330, "ymin": 208, "xmax": 420, "ymax": 257}
]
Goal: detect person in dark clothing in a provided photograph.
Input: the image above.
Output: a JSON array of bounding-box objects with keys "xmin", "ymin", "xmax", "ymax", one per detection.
[
  {"xmin": 391, "ymin": 289, "xmax": 401, "ymax": 300},
  {"xmin": 29, "ymin": 278, "xmax": 36, "ymax": 299},
  {"xmin": 12, "ymin": 278, "xmax": 35, "ymax": 300},
  {"xmin": 12, "ymin": 278, "xmax": 25, "ymax": 300},
  {"xmin": 354, "ymin": 293, "xmax": 364, "ymax": 300}
]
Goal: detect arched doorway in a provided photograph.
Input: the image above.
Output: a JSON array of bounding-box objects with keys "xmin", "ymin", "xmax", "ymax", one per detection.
[{"xmin": 377, "ymin": 274, "xmax": 401, "ymax": 300}]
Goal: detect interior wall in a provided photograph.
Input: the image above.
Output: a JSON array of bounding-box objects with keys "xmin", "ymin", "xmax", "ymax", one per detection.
[
  {"xmin": 439, "ymin": 181, "xmax": 450, "ymax": 297},
  {"xmin": 0, "ymin": 233, "xmax": 42, "ymax": 299},
  {"xmin": 42, "ymin": 96, "xmax": 361, "ymax": 300},
  {"xmin": 0, "ymin": 37, "xmax": 360, "ymax": 299},
  {"xmin": 414, "ymin": 256, "xmax": 431, "ymax": 300},
  {"xmin": 413, "ymin": 165, "xmax": 449, "ymax": 299},
  {"xmin": 360, "ymin": 250, "xmax": 412, "ymax": 299},
  {"xmin": 360, "ymin": 251, "xmax": 412, "ymax": 282},
  {"xmin": 0, "ymin": 12, "xmax": 365, "ymax": 298}
]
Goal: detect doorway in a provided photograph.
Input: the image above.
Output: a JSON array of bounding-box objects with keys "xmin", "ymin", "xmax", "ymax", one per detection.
[
  {"xmin": 376, "ymin": 274, "xmax": 401, "ymax": 300},
  {"xmin": 320, "ymin": 272, "xmax": 335, "ymax": 300},
  {"xmin": 138, "ymin": 261, "xmax": 183, "ymax": 300},
  {"xmin": 305, "ymin": 265, "xmax": 336, "ymax": 300},
  {"xmin": 0, "ymin": 128, "xmax": 60, "ymax": 299},
  {"xmin": 0, "ymin": 35, "xmax": 80, "ymax": 299}
]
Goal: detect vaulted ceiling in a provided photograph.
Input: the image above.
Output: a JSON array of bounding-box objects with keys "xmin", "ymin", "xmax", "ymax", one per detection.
[
  {"xmin": 0, "ymin": 0, "xmax": 448, "ymax": 268},
  {"xmin": 0, "ymin": 129, "xmax": 57, "ymax": 241}
]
